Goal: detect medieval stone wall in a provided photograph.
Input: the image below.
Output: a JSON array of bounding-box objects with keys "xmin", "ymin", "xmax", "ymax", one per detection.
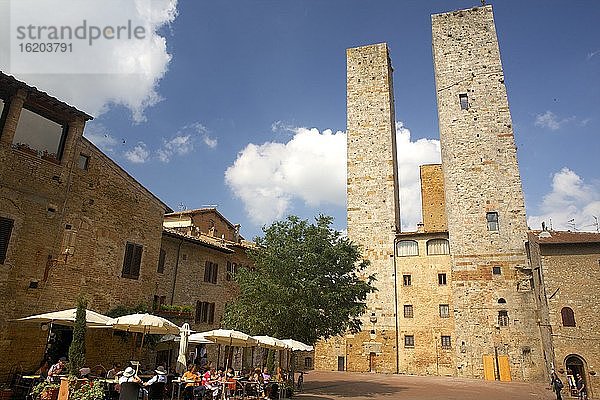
[{"xmin": 420, "ymin": 164, "xmax": 447, "ymax": 232}]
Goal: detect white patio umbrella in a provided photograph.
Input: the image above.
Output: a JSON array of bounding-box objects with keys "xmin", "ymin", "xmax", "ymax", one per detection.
[
  {"xmin": 281, "ymin": 339, "xmax": 313, "ymax": 352},
  {"xmin": 195, "ymin": 329, "xmax": 257, "ymax": 370},
  {"xmin": 16, "ymin": 308, "xmax": 113, "ymax": 326},
  {"xmin": 106, "ymin": 313, "xmax": 180, "ymax": 335},
  {"xmin": 252, "ymin": 335, "xmax": 289, "ymax": 350},
  {"xmin": 177, "ymin": 323, "xmax": 190, "ymax": 374}
]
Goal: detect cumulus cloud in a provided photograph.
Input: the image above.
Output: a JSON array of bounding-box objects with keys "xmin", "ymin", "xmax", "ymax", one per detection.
[
  {"xmin": 0, "ymin": 0, "xmax": 178, "ymax": 123},
  {"xmin": 125, "ymin": 142, "xmax": 150, "ymax": 164},
  {"xmin": 225, "ymin": 127, "xmax": 346, "ymax": 225},
  {"xmin": 396, "ymin": 123, "xmax": 442, "ymax": 231},
  {"xmin": 527, "ymin": 168, "xmax": 600, "ymax": 231},
  {"xmin": 534, "ymin": 111, "xmax": 575, "ymax": 131},
  {"xmin": 225, "ymin": 122, "xmax": 441, "ymax": 228}
]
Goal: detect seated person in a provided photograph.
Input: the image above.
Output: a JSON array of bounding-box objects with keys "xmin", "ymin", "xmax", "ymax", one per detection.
[
  {"xmin": 47, "ymin": 357, "xmax": 67, "ymax": 383},
  {"xmin": 107, "ymin": 363, "xmax": 122, "ymax": 380},
  {"xmin": 144, "ymin": 366, "xmax": 167, "ymax": 400},
  {"xmin": 202, "ymin": 367, "xmax": 220, "ymax": 400},
  {"xmin": 119, "ymin": 367, "xmax": 142, "ymax": 400},
  {"xmin": 182, "ymin": 365, "xmax": 202, "ymax": 400}
]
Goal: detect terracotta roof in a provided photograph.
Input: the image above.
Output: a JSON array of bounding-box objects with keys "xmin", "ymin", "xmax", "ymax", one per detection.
[
  {"xmin": 164, "ymin": 208, "xmax": 239, "ymax": 231},
  {"xmin": 529, "ymin": 230, "xmax": 600, "ymax": 245},
  {"xmin": 0, "ymin": 71, "xmax": 93, "ymax": 121},
  {"xmin": 162, "ymin": 228, "xmax": 234, "ymax": 253}
]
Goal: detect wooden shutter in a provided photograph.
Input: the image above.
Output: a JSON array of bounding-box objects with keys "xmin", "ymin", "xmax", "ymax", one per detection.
[
  {"xmin": 498, "ymin": 355, "xmax": 512, "ymax": 382},
  {"xmin": 212, "ymin": 264, "xmax": 218, "ymax": 284},
  {"xmin": 131, "ymin": 244, "xmax": 143, "ymax": 278},
  {"xmin": 122, "ymin": 243, "xmax": 134, "ymax": 277},
  {"xmin": 483, "ymin": 355, "xmax": 495, "ymax": 381},
  {"xmin": 204, "ymin": 261, "xmax": 210, "ymax": 282},
  {"xmin": 208, "ymin": 303, "xmax": 215, "ymax": 324},
  {"xmin": 0, "ymin": 218, "xmax": 14, "ymax": 264}
]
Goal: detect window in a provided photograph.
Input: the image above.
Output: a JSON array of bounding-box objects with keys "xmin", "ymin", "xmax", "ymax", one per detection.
[
  {"xmin": 403, "ymin": 274, "xmax": 412, "ymax": 286},
  {"xmin": 204, "ymin": 261, "xmax": 218, "ymax": 284},
  {"xmin": 122, "ymin": 242, "xmax": 143, "ymax": 279},
  {"xmin": 13, "ymin": 107, "xmax": 67, "ymax": 159},
  {"xmin": 438, "ymin": 273, "xmax": 447, "ymax": 285},
  {"xmin": 157, "ymin": 248, "xmax": 166, "ymax": 273},
  {"xmin": 304, "ymin": 357, "xmax": 313, "ymax": 369},
  {"xmin": 0, "ymin": 217, "xmax": 14, "ymax": 264},
  {"xmin": 498, "ymin": 310, "xmax": 509, "ymax": 327},
  {"xmin": 152, "ymin": 295, "xmax": 166, "ymax": 310},
  {"xmin": 397, "ymin": 240, "xmax": 418, "ymax": 257},
  {"xmin": 427, "ymin": 239, "xmax": 450, "ymax": 255},
  {"xmin": 404, "ymin": 304, "xmax": 414, "ymax": 318},
  {"xmin": 492, "ymin": 266, "xmax": 501, "ymax": 275},
  {"xmin": 78, "ymin": 154, "xmax": 90, "ymax": 170},
  {"xmin": 226, "ymin": 261, "xmax": 238, "ymax": 281},
  {"xmin": 498, "ymin": 298, "xmax": 506, "ymax": 304},
  {"xmin": 486, "ymin": 212, "xmax": 499, "ymax": 231},
  {"xmin": 195, "ymin": 301, "xmax": 215, "ymax": 324},
  {"xmin": 561, "ymin": 307, "xmax": 576, "ymax": 327},
  {"xmin": 439, "ymin": 304, "xmax": 450, "ymax": 318},
  {"xmin": 459, "ymin": 93, "xmax": 469, "ymax": 110},
  {"xmin": 441, "ymin": 335, "xmax": 452, "ymax": 349},
  {"xmin": 404, "ymin": 335, "xmax": 415, "ymax": 348}
]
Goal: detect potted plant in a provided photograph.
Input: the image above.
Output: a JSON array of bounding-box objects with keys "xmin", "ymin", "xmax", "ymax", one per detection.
[
  {"xmin": 31, "ymin": 381, "xmax": 60, "ymax": 400},
  {"xmin": 59, "ymin": 297, "xmax": 88, "ymax": 400},
  {"xmin": 14, "ymin": 143, "xmax": 39, "ymax": 156},
  {"xmin": 41, "ymin": 151, "xmax": 60, "ymax": 164}
]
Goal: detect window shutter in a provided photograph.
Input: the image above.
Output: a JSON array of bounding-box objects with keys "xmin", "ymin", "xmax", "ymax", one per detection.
[
  {"xmin": 204, "ymin": 261, "xmax": 210, "ymax": 282},
  {"xmin": 157, "ymin": 248, "xmax": 166, "ymax": 273},
  {"xmin": 195, "ymin": 301, "xmax": 202, "ymax": 323},
  {"xmin": 0, "ymin": 218, "xmax": 14, "ymax": 264},
  {"xmin": 213, "ymin": 264, "xmax": 218, "ymax": 284},
  {"xmin": 122, "ymin": 243, "xmax": 134, "ymax": 277},
  {"xmin": 208, "ymin": 303, "xmax": 215, "ymax": 324},
  {"xmin": 131, "ymin": 244, "xmax": 143, "ymax": 278}
]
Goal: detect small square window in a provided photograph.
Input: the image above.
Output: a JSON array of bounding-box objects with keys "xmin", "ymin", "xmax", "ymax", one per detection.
[
  {"xmin": 459, "ymin": 93, "xmax": 469, "ymax": 110},
  {"xmin": 492, "ymin": 266, "xmax": 501, "ymax": 275},
  {"xmin": 78, "ymin": 154, "xmax": 90, "ymax": 170},
  {"xmin": 486, "ymin": 212, "xmax": 499, "ymax": 231},
  {"xmin": 498, "ymin": 310, "xmax": 509, "ymax": 327},
  {"xmin": 404, "ymin": 304, "xmax": 414, "ymax": 318},
  {"xmin": 404, "ymin": 335, "xmax": 415, "ymax": 348},
  {"xmin": 441, "ymin": 335, "xmax": 452, "ymax": 349},
  {"xmin": 439, "ymin": 304, "xmax": 450, "ymax": 318},
  {"xmin": 438, "ymin": 273, "xmax": 447, "ymax": 285},
  {"xmin": 403, "ymin": 274, "xmax": 411, "ymax": 286}
]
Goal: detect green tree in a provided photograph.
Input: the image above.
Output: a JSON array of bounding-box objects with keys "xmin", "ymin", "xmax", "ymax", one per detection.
[
  {"xmin": 223, "ymin": 215, "xmax": 375, "ymax": 345},
  {"xmin": 68, "ymin": 297, "xmax": 87, "ymax": 376}
]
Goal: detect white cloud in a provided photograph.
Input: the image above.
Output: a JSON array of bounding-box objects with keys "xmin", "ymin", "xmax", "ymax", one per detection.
[
  {"xmin": 225, "ymin": 127, "xmax": 346, "ymax": 225},
  {"xmin": 124, "ymin": 142, "xmax": 150, "ymax": 164},
  {"xmin": 225, "ymin": 122, "xmax": 441, "ymax": 228},
  {"xmin": 83, "ymin": 122, "xmax": 118, "ymax": 153},
  {"xmin": 0, "ymin": 0, "xmax": 178, "ymax": 123},
  {"xmin": 534, "ymin": 111, "xmax": 575, "ymax": 131},
  {"xmin": 527, "ymin": 168, "xmax": 600, "ymax": 231},
  {"xmin": 396, "ymin": 123, "xmax": 441, "ymax": 231},
  {"xmin": 156, "ymin": 122, "xmax": 215, "ymax": 162}
]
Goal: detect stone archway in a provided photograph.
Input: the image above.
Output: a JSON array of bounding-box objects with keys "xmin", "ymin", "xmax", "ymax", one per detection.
[{"xmin": 565, "ymin": 354, "xmax": 589, "ymax": 398}]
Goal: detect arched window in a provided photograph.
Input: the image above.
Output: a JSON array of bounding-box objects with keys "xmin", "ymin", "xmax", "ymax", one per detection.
[
  {"xmin": 397, "ymin": 240, "xmax": 418, "ymax": 257},
  {"xmin": 498, "ymin": 298, "xmax": 506, "ymax": 304},
  {"xmin": 561, "ymin": 307, "xmax": 576, "ymax": 327},
  {"xmin": 426, "ymin": 239, "xmax": 450, "ymax": 255}
]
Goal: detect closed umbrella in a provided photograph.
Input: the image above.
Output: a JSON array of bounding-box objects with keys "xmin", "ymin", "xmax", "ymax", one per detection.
[{"xmin": 177, "ymin": 323, "xmax": 190, "ymax": 374}]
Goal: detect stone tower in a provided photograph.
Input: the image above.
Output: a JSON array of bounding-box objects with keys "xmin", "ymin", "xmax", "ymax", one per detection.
[
  {"xmin": 432, "ymin": 6, "xmax": 545, "ymax": 380},
  {"xmin": 346, "ymin": 43, "xmax": 400, "ymax": 371}
]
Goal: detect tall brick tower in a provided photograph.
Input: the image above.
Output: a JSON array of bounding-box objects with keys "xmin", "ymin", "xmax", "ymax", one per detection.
[
  {"xmin": 346, "ymin": 43, "xmax": 400, "ymax": 372},
  {"xmin": 432, "ymin": 6, "xmax": 545, "ymax": 380}
]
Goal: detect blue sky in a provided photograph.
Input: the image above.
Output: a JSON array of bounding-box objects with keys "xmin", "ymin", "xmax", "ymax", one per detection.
[{"xmin": 2, "ymin": 0, "xmax": 599, "ymax": 239}]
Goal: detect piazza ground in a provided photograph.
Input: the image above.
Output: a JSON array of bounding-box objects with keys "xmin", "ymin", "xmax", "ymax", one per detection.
[{"xmin": 296, "ymin": 371, "xmax": 557, "ymax": 400}]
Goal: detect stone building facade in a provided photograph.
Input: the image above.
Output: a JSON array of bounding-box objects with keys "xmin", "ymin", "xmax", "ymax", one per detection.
[
  {"xmin": 529, "ymin": 231, "xmax": 600, "ymax": 398},
  {"xmin": 318, "ymin": 5, "xmax": 594, "ymax": 388},
  {"xmin": 0, "ymin": 73, "xmax": 254, "ymax": 382}
]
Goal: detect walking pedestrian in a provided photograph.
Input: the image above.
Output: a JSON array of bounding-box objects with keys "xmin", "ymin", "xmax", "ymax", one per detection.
[{"xmin": 551, "ymin": 371, "xmax": 564, "ymax": 400}]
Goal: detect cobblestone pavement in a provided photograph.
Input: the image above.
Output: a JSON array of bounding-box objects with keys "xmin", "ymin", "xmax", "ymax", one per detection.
[{"xmin": 295, "ymin": 371, "xmax": 557, "ymax": 400}]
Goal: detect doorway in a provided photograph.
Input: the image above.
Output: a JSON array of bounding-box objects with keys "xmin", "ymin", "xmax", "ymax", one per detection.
[
  {"xmin": 369, "ymin": 352, "xmax": 377, "ymax": 372},
  {"xmin": 565, "ymin": 354, "xmax": 588, "ymax": 397},
  {"xmin": 337, "ymin": 356, "xmax": 345, "ymax": 371}
]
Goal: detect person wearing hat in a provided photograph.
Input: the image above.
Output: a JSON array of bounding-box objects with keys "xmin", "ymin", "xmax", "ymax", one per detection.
[
  {"xmin": 144, "ymin": 366, "xmax": 168, "ymax": 386},
  {"xmin": 119, "ymin": 367, "xmax": 141, "ymax": 385}
]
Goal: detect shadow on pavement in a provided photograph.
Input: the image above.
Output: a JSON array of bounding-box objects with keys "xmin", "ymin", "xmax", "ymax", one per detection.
[{"xmin": 297, "ymin": 380, "xmax": 407, "ymax": 398}]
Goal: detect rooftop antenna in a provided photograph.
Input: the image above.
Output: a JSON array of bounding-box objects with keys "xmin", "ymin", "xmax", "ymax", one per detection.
[
  {"xmin": 178, "ymin": 203, "xmax": 186, "ymax": 212},
  {"xmin": 594, "ymin": 216, "xmax": 599, "ymax": 233},
  {"xmin": 567, "ymin": 218, "xmax": 576, "ymax": 231},
  {"xmin": 481, "ymin": 0, "xmax": 486, "ymax": 5}
]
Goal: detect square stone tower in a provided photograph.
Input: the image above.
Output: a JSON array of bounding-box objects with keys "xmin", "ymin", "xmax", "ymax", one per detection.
[
  {"xmin": 346, "ymin": 43, "xmax": 400, "ymax": 371},
  {"xmin": 432, "ymin": 6, "xmax": 546, "ymax": 381}
]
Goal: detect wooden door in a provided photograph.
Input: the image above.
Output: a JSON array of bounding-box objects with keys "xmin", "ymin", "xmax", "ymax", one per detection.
[
  {"xmin": 483, "ymin": 355, "xmax": 495, "ymax": 381},
  {"xmin": 498, "ymin": 355, "xmax": 511, "ymax": 381}
]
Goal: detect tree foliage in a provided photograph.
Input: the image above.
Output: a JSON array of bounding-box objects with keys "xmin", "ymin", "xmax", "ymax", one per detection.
[
  {"xmin": 222, "ymin": 215, "xmax": 375, "ymax": 345},
  {"xmin": 68, "ymin": 297, "xmax": 87, "ymax": 376}
]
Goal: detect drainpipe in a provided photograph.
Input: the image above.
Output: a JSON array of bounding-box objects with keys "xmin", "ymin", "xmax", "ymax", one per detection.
[
  {"xmin": 170, "ymin": 238, "xmax": 183, "ymax": 305},
  {"xmin": 393, "ymin": 236, "xmax": 400, "ymax": 374}
]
